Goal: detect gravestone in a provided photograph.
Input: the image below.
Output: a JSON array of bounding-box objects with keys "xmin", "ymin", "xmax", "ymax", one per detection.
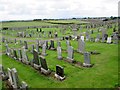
[
  {"xmin": 40, "ymin": 56, "xmax": 50, "ymax": 75},
  {"xmin": 45, "ymin": 41, "xmax": 48, "ymax": 49},
  {"xmin": 49, "ymin": 40, "xmax": 55, "ymax": 50},
  {"xmin": 18, "ymin": 49, "xmax": 22, "ymax": 61},
  {"xmin": 33, "ymin": 49, "xmax": 41, "ymax": 69},
  {"xmin": 19, "ymin": 40, "xmax": 22, "ymax": 45},
  {"xmin": 66, "ymin": 46, "xmax": 75, "ymax": 63},
  {"xmin": 90, "ymin": 37, "xmax": 95, "ymax": 42},
  {"xmin": 24, "ymin": 41, "xmax": 28, "ymax": 49},
  {"xmin": 41, "ymin": 43, "xmax": 47, "ymax": 56},
  {"xmin": 7, "ymin": 68, "xmax": 14, "ymax": 85},
  {"xmin": 66, "ymin": 40, "xmax": 70, "ymax": 47},
  {"xmin": 95, "ymin": 34, "xmax": 100, "ymax": 42},
  {"xmin": 113, "ymin": 33, "xmax": 118, "ymax": 44},
  {"xmin": 36, "ymin": 44, "xmax": 40, "ymax": 54},
  {"xmin": 57, "ymin": 41, "xmax": 61, "ymax": 47},
  {"xmin": 78, "ymin": 38, "xmax": 85, "ymax": 53},
  {"xmin": 5, "ymin": 44, "xmax": 10, "ymax": 56},
  {"xmin": 13, "ymin": 49, "xmax": 17, "ymax": 60},
  {"xmin": 57, "ymin": 46, "xmax": 63, "ymax": 60},
  {"xmin": 14, "ymin": 39, "xmax": 17, "ymax": 43},
  {"xmin": 11, "ymin": 68, "xmax": 19, "ymax": 88},
  {"xmin": 22, "ymin": 48, "xmax": 29, "ymax": 65},
  {"xmin": 81, "ymin": 36, "xmax": 84, "ymax": 41},
  {"xmin": 55, "ymin": 65, "xmax": 65, "ymax": 80},
  {"xmin": 106, "ymin": 37, "xmax": 112, "ymax": 44},
  {"xmin": 83, "ymin": 52, "xmax": 92, "ymax": 67},
  {"xmin": 31, "ymin": 45, "xmax": 34, "ymax": 53},
  {"xmin": 104, "ymin": 34, "xmax": 108, "ymax": 40}
]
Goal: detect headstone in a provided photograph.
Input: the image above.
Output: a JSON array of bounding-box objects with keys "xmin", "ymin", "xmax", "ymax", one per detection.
[
  {"xmin": 7, "ymin": 68, "xmax": 14, "ymax": 85},
  {"xmin": 113, "ymin": 33, "xmax": 118, "ymax": 44},
  {"xmin": 13, "ymin": 49, "xmax": 17, "ymax": 60},
  {"xmin": 41, "ymin": 43, "xmax": 47, "ymax": 56},
  {"xmin": 11, "ymin": 68, "xmax": 19, "ymax": 88},
  {"xmin": 18, "ymin": 49, "xmax": 22, "ymax": 61},
  {"xmin": 57, "ymin": 41, "xmax": 61, "ymax": 47},
  {"xmin": 57, "ymin": 46, "xmax": 63, "ymax": 60},
  {"xmin": 66, "ymin": 46, "xmax": 74, "ymax": 63},
  {"xmin": 49, "ymin": 40, "xmax": 55, "ymax": 50},
  {"xmin": 31, "ymin": 45, "xmax": 34, "ymax": 53},
  {"xmin": 22, "ymin": 48, "xmax": 29, "ymax": 64},
  {"xmin": 78, "ymin": 39, "xmax": 85, "ymax": 53},
  {"xmin": 24, "ymin": 41, "xmax": 28, "ymax": 49},
  {"xmin": 81, "ymin": 36, "xmax": 84, "ymax": 41},
  {"xmin": 40, "ymin": 56, "xmax": 50, "ymax": 75},
  {"xmin": 106, "ymin": 37, "xmax": 112, "ymax": 44},
  {"xmin": 36, "ymin": 44, "xmax": 40, "ymax": 54},
  {"xmin": 33, "ymin": 49, "xmax": 40, "ymax": 69},
  {"xmin": 66, "ymin": 40, "xmax": 70, "ymax": 47},
  {"xmin": 5, "ymin": 44, "xmax": 10, "ymax": 56},
  {"xmin": 83, "ymin": 52, "xmax": 92, "ymax": 67},
  {"xmin": 55, "ymin": 65, "xmax": 65, "ymax": 80}
]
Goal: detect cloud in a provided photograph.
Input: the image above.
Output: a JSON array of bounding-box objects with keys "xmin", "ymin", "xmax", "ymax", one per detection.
[{"xmin": 0, "ymin": 0, "xmax": 119, "ymax": 20}]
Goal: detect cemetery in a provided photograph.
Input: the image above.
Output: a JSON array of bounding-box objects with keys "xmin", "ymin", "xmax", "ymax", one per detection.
[{"xmin": 0, "ymin": 18, "xmax": 119, "ymax": 88}]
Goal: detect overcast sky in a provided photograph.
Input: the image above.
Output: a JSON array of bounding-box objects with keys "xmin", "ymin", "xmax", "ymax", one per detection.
[{"xmin": 0, "ymin": 0, "xmax": 119, "ymax": 20}]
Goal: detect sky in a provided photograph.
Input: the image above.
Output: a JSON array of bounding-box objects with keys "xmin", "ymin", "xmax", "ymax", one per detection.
[{"xmin": 0, "ymin": 0, "xmax": 119, "ymax": 21}]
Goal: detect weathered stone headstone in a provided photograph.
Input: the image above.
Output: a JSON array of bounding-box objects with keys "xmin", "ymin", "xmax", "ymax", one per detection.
[
  {"xmin": 40, "ymin": 56, "xmax": 50, "ymax": 75},
  {"xmin": 13, "ymin": 49, "xmax": 17, "ymax": 60},
  {"xmin": 113, "ymin": 33, "xmax": 118, "ymax": 44},
  {"xmin": 57, "ymin": 41, "xmax": 61, "ymax": 47},
  {"xmin": 33, "ymin": 49, "xmax": 40, "ymax": 69},
  {"xmin": 7, "ymin": 68, "xmax": 14, "ymax": 85},
  {"xmin": 22, "ymin": 48, "xmax": 29, "ymax": 64},
  {"xmin": 81, "ymin": 36, "xmax": 84, "ymax": 41},
  {"xmin": 66, "ymin": 46, "xmax": 74, "ymax": 63},
  {"xmin": 78, "ymin": 38, "xmax": 85, "ymax": 53},
  {"xmin": 106, "ymin": 37, "xmax": 112, "ymax": 44},
  {"xmin": 49, "ymin": 40, "xmax": 55, "ymax": 50},
  {"xmin": 5, "ymin": 44, "xmax": 10, "ymax": 56},
  {"xmin": 55, "ymin": 65, "xmax": 65, "ymax": 80},
  {"xmin": 18, "ymin": 49, "xmax": 22, "ymax": 61},
  {"xmin": 41, "ymin": 43, "xmax": 47, "ymax": 56},
  {"xmin": 24, "ymin": 41, "xmax": 28, "ymax": 49},
  {"xmin": 57, "ymin": 46, "xmax": 63, "ymax": 60},
  {"xmin": 83, "ymin": 52, "xmax": 92, "ymax": 67},
  {"xmin": 11, "ymin": 68, "xmax": 19, "ymax": 88},
  {"xmin": 31, "ymin": 45, "xmax": 34, "ymax": 53},
  {"xmin": 36, "ymin": 44, "xmax": 40, "ymax": 54}
]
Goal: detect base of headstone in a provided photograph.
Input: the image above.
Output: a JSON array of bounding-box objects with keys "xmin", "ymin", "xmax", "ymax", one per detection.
[
  {"xmin": 58, "ymin": 56, "xmax": 63, "ymax": 60},
  {"xmin": 41, "ymin": 53, "xmax": 48, "ymax": 56},
  {"xmin": 83, "ymin": 63, "xmax": 92, "ymax": 67},
  {"xmin": 49, "ymin": 48, "xmax": 56, "ymax": 50},
  {"xmin": 12, "ymin": 85, "xmax": 19, "ymax": 90},
  {"xmin": 13, "ymin": 57, "xmax": 17, "ymax": 60},
  {"xmin": 7, "ymin": 79, "xmax": 13, "ymax": 88},
  {"xmin": 66, "ymin": 57, "xmax": 75, "ymax": 63},
  {"xmin": 55, "ymin": 73, "xmax": 65, "ymax": 81},
  {"xmin": 25, "ymin": 61, "xmax": 30, "ymax": 65},
  {"xmin": 77, "ymin": 50, "xmax": 84, "ymax": 54},
  {"xmin": 18, "ymin": 58, "xmax": 22, "ymax": 61},
  {"xmin": 20, "ymin": 81, "xmax": 28, "ymax": 89},
  {"xmin": 34, "ymin": 64, "xmax": 41, "ymax": 70},
  {"xmin": 41, "ymin": 68, "xmax": 51, "ymax": 75}
]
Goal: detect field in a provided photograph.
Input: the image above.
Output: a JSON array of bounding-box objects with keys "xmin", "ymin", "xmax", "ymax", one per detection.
[{"xmin": 0, "ymin": 19, "xmax": 119, "ymax": 88}]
